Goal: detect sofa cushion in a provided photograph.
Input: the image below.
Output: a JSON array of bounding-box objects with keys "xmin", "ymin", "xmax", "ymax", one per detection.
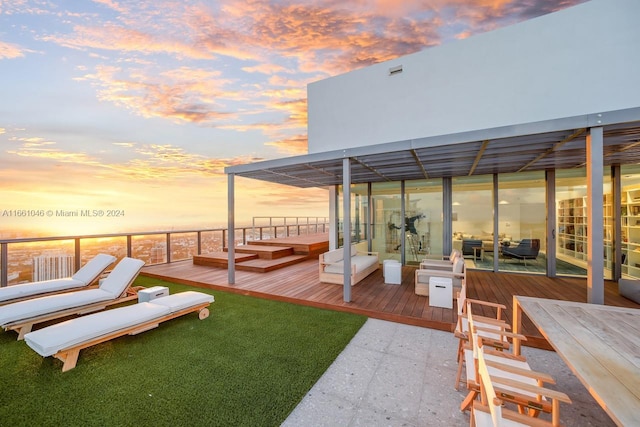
[
  {"xmin": 323, "ymin": 255, "xmax": 377, "ymax": 274},
  {"xmin": 453, "ymin": 259, "xmax": 465, "ymax": 274},
  {"xmin": 323, "ymin": 249, "xmax": 343, "ymax": 264}
]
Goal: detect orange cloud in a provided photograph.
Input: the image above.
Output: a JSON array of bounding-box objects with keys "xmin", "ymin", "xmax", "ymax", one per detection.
[
  {"xmin": 265, "ymin": 134, "xmax": 308, "ymax": 155},
  {"xmin": 42, "ymin": 24, "xmax": 213, "ymax": 60},
  {"xmin": 80, "ymin": 64, "xmax": 236, "ymax": 124}
]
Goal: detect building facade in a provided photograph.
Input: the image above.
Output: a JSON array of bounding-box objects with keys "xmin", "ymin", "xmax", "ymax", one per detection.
[{"xmin": 226, "ymin": 0, "xmax": 640, "ymax": 303}]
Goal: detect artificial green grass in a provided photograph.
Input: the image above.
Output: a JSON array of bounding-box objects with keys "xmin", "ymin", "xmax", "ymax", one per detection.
[{"xmin": 0, "ymin": 277, "xmax": 367, "ymax": 426}]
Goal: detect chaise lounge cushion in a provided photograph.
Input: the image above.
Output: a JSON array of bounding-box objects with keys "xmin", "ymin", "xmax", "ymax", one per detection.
[
  {"xmin": 24, "ymin": 291, "xmax": 214, "ymax": 357},
  {"xmin": 70, "ymin": 254, "xmax": 117, "ymax": 284},
  {"xmin": 0, "ymin": 253, "xmax": 116, "ymax": 303},
  {"xmin": 0, "ymin": 289, "xmax": 115, "ymax": 326},
  {"xmin": 151, "ymin": 291, "xmax": 214, "ymax": 312},
  {"xmin": 0, "ymin": 257, "xmax": 145, "ymax": 327},
  {"xmin": 99, "ymin": 258, "xmax": 145, "ymax": 297}
]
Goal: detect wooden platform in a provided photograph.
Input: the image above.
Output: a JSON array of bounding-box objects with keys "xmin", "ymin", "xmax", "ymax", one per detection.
[
  {"xmin": 141, "ymin": 259, "xmax": 640, "ymax": 350},
  {"xmin": 247, "ymin": 234, "xmax": 329, "ymax": 256},
  {"xmin": 228, "ymin": 245, "xmax": 294, "ymax": 260},
  {"xmin": 193, "ymin": 252, "xmax": 257, "ymax": 268},
  {"xmin": 193, "ymin": 233, "xmax": 329, "ymax": 273}
]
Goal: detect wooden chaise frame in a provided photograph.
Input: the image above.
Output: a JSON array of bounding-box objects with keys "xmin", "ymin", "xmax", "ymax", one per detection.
[
  {"xmin": 3, "ymin": 286, "xmax": 144, "ymax": 340},
  {"xmin": 54, "ymin": 301, "xmax": 211, "ymax": 372}
]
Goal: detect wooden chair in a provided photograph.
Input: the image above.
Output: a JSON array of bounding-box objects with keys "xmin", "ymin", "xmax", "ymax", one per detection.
[
  {"xmin": 472, "ymin": 340, "xmax": 572, "ymax": 426},
  {"xmin": 415, "ymin": 258, "xmax": 465, "ymax": 296},
  {"xmin": 454, "ymin": 281, "xmax": 511, "ymax": 390},
  {"xmin": 460, "ymin": 303, "xmax": 558, "ymax": 415},
  {"xmin": 419, "ymin": 249, "xmax": 461, "ymax": 270}
]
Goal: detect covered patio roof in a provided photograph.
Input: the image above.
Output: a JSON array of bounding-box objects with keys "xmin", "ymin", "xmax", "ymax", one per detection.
[{"xmin": 226, "ymin": 108, "xmax": 640, "ymax": 188}]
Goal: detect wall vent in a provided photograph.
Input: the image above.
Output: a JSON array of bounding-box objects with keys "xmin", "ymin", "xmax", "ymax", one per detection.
[{"xmin": 389, "ymin": 65, "xmax": 403, "ymax": 76}]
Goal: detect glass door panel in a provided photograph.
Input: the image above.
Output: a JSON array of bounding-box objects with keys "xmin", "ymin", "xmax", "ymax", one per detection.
[
  {"xmin": 452, "ymin": 176, "xmax": 493, "ymax": 270},
  {"xmin": 371, "ymin": 182, "xmax": 402, "ymax": 262},
  {"xmin": 497, "ymin": 172, "xmax": 545, "ymax": 274},
  {"xmin": 404, "ymin": 179, "xmax": 443, "ymax": 265}
]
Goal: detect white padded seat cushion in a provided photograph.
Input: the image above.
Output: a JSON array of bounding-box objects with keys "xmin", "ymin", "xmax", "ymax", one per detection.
[
  {"xmin": 453, "ymin": 259, "xmax": 464, "ymax": 273},
  {"xmin": 0, "ymin": 289, "xmax": 114, "ymax": 326},
  {"xmin": 0, "ymin": 278, "xmax": 84, "ymax": 302},
  {"xmin": 24, "ymin": 303, "xmax": 170, "ymax": 356},
  {"xmin": 322, "ymin": 249, "xmax": 343, "ymax": 264},
  {"xmin": 24, "ymin": 291, "xmax": 214, "ymax": 357},
  {"xmin": 151, "ymin": 291, "xmax": 214, "ymax": 312},
  {"xmin": 323, "ymin": 255, "xmax": 377, "ymax": 274},
  {"xmin": 71, "ymin": 253, "xmax": 116, "ymax": 284},
  {"xmin": 0, "ymin": 254, "xmax": 116, "ymax": 303},
  {"xmin": 98, "ymin": 257, "xmax": 145, "ymax": 297}
]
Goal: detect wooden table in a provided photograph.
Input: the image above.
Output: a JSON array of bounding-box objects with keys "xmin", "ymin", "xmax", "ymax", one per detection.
[{"xmin": 512, "ymin": 296, "xmax": 640, "ymax": 427}]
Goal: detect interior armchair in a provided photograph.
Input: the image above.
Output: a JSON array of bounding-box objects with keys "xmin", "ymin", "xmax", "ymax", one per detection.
[
  {"xmin": 501, "ymin": 238, "xmax": 540, "ymax": 266},
  {"xmin": 461, "ymin": 239, "xmax": 483, "ymax": 257}
]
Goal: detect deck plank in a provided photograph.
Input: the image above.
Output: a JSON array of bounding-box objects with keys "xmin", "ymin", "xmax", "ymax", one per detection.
[{"xmin": 141, "ymin": 259, "xmax": 640, "ymax": 349}]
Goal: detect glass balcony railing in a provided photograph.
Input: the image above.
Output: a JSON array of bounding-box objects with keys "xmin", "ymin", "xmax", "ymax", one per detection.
[{"xmin": 0, "ymin": 217, "xmax": 328, "ymax": 287}]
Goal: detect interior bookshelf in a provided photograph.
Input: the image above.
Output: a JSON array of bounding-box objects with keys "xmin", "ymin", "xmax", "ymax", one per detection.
[
  {"xmin": 622, "ymin": 188, "xmax": 640, "ymax": 278},
  {"xmin": 557, "ymin": 195, "xmax": 613, "ymax": 271}
]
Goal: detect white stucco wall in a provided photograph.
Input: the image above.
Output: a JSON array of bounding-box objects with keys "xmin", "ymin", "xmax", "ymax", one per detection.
[{"xmin": 307, "ymin": 0, "xmax": 640, "ymax": 153}]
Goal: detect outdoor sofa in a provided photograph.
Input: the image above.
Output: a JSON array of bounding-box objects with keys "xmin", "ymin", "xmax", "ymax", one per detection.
[{"xmin": 319, "ymin": 245, "xmax": 379, "ymax": 286}]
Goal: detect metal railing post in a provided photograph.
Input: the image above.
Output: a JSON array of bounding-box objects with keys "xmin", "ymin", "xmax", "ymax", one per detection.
[
  {"xmin": 166, "ymin": 233, "xmax": 171, "ymax": 263},
  {"xmin": 1, "ymin": 242, "xmax": 7, "ymax": 288},
  {"xmin": 197, "ymin": 231, "xmax": 202, "ymax": 255},
  {"xmin": 74, "ymin": 238, "xmax": 81, "ymax": 272}
]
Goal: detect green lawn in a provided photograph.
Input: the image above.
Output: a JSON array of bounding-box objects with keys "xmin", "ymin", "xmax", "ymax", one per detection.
[{"xmin": 0, "ymin": 277, "xmax": 367, "ymax": 426}]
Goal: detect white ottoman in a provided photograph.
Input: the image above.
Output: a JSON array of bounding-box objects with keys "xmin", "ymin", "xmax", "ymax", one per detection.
[
  {"xmin": 382, "ymin": 259, "xmax": 398, "ymax": 278},
  {"xmin": 384, "ymin": 260, "xmax": 402, "ymax": 285},
  {"xmin": 138, "ymin": 286, "xmax": 170, "ymax": 302},
  {"xmin": 428, "ymin": 277, "xmax": 453, "ymax": 309}
]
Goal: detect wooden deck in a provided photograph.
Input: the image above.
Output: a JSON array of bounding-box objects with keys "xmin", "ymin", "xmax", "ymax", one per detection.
[
  {"xmin": 141, "ymin": 259, "xmax": 640, "ymax": 350},
  {"xmin": 193, "ymin": 233, "xmax": 329, "ymax": 273}
]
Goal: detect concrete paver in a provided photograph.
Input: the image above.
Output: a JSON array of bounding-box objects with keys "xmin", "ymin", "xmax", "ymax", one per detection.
[{"xmin": 282, "ymin": 318, "xmax": 615, "ymax": 427}]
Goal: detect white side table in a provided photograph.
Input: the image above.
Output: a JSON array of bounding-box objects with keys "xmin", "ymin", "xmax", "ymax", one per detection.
[
  {"xmin": 428, "ymin": 277, "xmax": 453, "ymax": 308},
  {"xmin": 384, "ymin": 260, "xmax": 402, "ymax": 285}
]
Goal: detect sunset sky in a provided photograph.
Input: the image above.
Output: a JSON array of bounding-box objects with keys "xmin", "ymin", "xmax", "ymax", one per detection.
[{"xmin": 0, "ymin": 0, "xmax": 585, "ymax": 237}]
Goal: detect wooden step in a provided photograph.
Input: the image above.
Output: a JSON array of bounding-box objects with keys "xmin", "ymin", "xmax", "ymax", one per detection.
[
  {"xmin": 235, "ymin": 254, "xmax": 309, "ymax": 273},
  {"xmin": 193, "ymin": 252, "xmax": 257, "ymax": 268},
  {"xmin": 224, "ymin": 245, "xmax": 294, "ymax": 260},
  {"xmin": 247, "ymin": 235, "xmax": 329, "ymax": 257}
]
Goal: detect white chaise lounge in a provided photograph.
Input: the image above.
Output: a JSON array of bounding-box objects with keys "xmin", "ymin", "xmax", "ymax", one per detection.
[
  {"xmin": 0, "ymin": 257, "xmax": 145, "ymax": 340},
  {"xmin": 0, "ymin": 253, "xmax": 116, "ymax": 306},
  {"xmin": 24, "ymin": 291, "xmax": 214, "ymax": 372}
]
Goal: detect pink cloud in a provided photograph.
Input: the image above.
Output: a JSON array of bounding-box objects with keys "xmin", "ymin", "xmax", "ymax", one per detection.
[{"xmin": 0, "ymin": 41, "xmax": 28, "ymax": 59}]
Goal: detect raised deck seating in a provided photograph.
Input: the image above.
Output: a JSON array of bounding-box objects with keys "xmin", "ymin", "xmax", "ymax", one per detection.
[{"xmin": 193, "ymin": 234, "xmax": 329, "ymax": 273}]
